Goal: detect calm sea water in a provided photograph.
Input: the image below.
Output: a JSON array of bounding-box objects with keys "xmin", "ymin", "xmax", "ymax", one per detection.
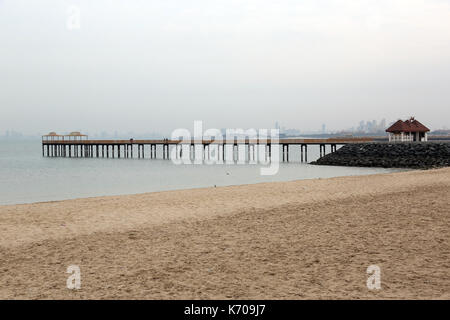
[{"xmin": 0, "ymin": 140, "xmax": 401, "ymax": 205}]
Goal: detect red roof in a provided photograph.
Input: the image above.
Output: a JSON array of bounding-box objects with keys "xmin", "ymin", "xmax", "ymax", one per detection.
[{"xmin": 386, "ymin": 118, "xmax": 430, "ymax": 133}]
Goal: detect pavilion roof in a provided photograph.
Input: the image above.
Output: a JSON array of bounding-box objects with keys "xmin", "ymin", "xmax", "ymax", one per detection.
[
  {"xmin": 386, "ymin": 118, "xmax": 430, "ymax": 133},
  {"xmin": 43, "ymin": 132, "xmax": 63, "ymax": 136},
  {"xmin": 66, "ymin": 132, "xmax": 87, "ymax": 136}
]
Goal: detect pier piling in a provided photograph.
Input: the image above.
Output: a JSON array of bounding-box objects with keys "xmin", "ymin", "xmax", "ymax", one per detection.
[{"xmin": 41, "ymin": 138, "xmax": 367, "ymax": 165}]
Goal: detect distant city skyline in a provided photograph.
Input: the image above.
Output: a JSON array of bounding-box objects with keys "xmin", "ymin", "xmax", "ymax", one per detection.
[{"xmin": 2, "ymin": 117, "xmax": 449, "ymax": 140}]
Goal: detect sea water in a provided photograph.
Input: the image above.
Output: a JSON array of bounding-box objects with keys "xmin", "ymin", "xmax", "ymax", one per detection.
[{"xmin": 0, "ymin": 140, "xmax": 401, "ymax": 205}]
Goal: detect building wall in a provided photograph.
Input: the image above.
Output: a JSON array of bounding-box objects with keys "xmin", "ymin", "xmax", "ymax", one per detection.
[
  {"xmin": 388, "ymin": 132, "xmax": 428, "ymax": 142},
  {"xmin": 389, "ymin": 132, "xmax": 413, "ymax": 142}
]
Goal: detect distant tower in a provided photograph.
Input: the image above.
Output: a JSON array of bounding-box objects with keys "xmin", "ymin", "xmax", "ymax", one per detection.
[
  {"xmin": 275, "ymin": 121, "xmax": 280, "ymax": 130},
  {"xmin": 322, "ymin": 124, "xmax": 326, "ymax": 133}
]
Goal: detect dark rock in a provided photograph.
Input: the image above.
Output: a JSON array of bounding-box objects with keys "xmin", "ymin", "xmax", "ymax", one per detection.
[{"xmin": 311, "ymin": 142, "xmax": 450, "ymax": 169}]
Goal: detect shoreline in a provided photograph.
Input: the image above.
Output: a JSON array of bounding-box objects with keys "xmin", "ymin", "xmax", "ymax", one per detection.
[
  {"xmin": 0, "ymin": 165, "xmax": 405, "ymax": 207},
  {"xmin": 1, "ymin": 167, "xmax": 449, "ymax": 299},
  {"xmin": 0, "ymin": 167, "xmax": 419, "ymax": 246}
]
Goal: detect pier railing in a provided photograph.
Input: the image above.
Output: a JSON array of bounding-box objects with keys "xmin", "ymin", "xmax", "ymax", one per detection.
[{"xmin": 42, "ymin": 137, "xmax": 373, "ymax": 145}]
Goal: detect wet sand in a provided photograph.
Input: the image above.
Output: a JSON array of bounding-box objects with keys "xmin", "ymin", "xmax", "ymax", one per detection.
[{"xmin": 1, "ymin": 168, "xmax": 449, "ymax": 299}]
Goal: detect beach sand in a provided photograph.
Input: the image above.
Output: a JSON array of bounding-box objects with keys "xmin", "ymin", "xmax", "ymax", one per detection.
[{"xmin": 0, "ymin": 168, "xmax": 449, "ymax": 299}]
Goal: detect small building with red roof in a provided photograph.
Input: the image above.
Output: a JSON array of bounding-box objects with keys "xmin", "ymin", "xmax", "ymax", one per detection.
[{"xmin": 386, "ymin": 117, "xmax": 430, "ymax": 142}]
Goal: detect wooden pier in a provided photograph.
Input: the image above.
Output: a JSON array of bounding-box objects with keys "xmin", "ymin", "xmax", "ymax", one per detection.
[{"xmin": 41, "ymin": 135, "xmax": 373, "ymax": 163}]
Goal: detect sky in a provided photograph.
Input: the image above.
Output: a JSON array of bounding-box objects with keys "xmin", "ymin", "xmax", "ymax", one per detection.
[{"xmin": 1, "ymin": 0, "xmax": 450, "ymax": 135}]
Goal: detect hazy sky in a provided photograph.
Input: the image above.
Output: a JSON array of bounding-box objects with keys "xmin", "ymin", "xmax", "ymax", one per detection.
[{"xmin": 1, "ymin": 0, "xmax": 450, "ymax": 135}]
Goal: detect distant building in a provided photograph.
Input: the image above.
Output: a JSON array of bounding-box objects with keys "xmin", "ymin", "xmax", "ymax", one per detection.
[
  {"xmin": 431, "ymin": 129, "xmax": 450, "ymax": 136},
  {"xmin": 275, "ymin": 122, "xmax": 280, "ymax": 130},
  {"xmin": 386, "ymin": 117, "xmax": 430, "ymax": 142}
]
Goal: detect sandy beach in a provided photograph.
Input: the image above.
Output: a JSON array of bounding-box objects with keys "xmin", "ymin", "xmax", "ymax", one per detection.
[{"xmin": 1, "ymin": 168, "xmax": 449, "ymax": 299}]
